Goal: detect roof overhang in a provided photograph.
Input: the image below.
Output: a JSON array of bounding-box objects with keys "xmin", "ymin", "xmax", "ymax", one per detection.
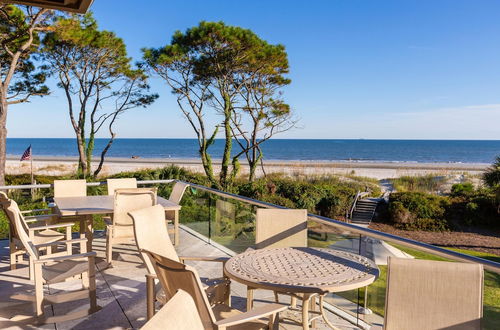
[{"xmin": 0, "ymin": 0, "xmax": 94, "ymax": 13}]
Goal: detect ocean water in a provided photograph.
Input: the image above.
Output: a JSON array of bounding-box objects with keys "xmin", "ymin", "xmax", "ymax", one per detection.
[{"xmin": 6, "ymin": 138, "xmax": 500, "ymax": 163}]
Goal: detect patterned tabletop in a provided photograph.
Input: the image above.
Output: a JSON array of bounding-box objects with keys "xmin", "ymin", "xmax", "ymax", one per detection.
[{"xmin": 224, "ymin": 247, "xmax": 379, "ymax": 294}]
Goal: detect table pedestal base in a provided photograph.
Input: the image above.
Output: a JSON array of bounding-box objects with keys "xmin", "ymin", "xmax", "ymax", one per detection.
[{"xmin": 247, "ymin": 289, "xmax": 343, "ymax": 330}]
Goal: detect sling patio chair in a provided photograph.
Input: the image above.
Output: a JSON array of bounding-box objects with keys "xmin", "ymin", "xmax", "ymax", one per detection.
[
  {"xmin": 165, "ymin": 181, "xmax": 189, "ymax": 245},
  {"xmin": 144, "ymin": 249, "xmax": 288, "ymax": 330},
  {"xmin": 129, "ymin": 204, "xmax": 231, "ymax": 320},
  {"xmin": 2, "ymin": 194, "xmax": 99, "ymax": 323},
  {"xmin": 102, "ymin": 178, "xmax": 138, "ymax": 229},
  {"xmin": 141, "ymin": 289, "xmax": 204, "ymax": 330},
  {"xmin": 0, "ymin": 192, "xmax": 73, "ymax": 278},
  {"xmin": 384, "ymin": 257, "xmax": 483, "ymax": 330},
  {"xmin": 52, "ymin": 179, "xmax": 88, "ymax": 238},
  {"xmin": 106, "ymin": 178, "xmax": 138, "ymax": 195},
  {"xmin": 106, "ymin": 187, "xmax": 157, "ymax": 266}
]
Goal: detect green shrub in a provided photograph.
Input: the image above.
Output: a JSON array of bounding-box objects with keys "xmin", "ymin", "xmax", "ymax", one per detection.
[
  {"xmin": 260, "ymin": 195, "xmax": 296, "ymax": 208},
  {"xmin": 451, "ymin": 182, "xmax": 474, "ymax": 197},
  {"xmin": 388, "ymin": 192, "xmax": 449, "ymax": 231},
  {"xmin": 483, "ymin": 155, "xmax": 500, "ymax": 188},
  {"xmin": 389, "ymin": 201, "xmax": 415, "ymax": 224}
]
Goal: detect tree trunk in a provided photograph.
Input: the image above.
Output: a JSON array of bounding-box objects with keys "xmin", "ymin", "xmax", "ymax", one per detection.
[
  {"xmin": 219, "ymin": 94, "xmax": 233, "ymax": 189},
  {"xmin": 0, "ymin": 94, "xmax": 7, "ymax": 186},
  {"xmin": 85, "ymin": 132, "xmax": 95, "ymax": 178},
  {"xmin": 75, "ymin": 131, "xmax": 87, "ymax": 178},
  {"xmin": 199, "ymin": 144, "xmax": 220, "ymax": 189},
  {"xmin": 94, "ymin": 133, "xmax": 114, "ymax": 177}
]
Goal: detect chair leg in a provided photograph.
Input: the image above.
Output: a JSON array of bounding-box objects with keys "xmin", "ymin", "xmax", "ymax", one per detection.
[
  {"xmin": 106, "ymin": 227, "xmax": 113, "ymax": 266},
  {"xmin": 269, "ymin": 312, "xmax": 280, "ymax": 330},
  {"xmin": 146, "ymin": 275, "xmax": 155, "ymax": 320},
  {"xmin": 88, "ymin": 256, "xmax": 98, "ymax": 312},
  {"xmin": 9, "ymin": 241, "xmax": 17, "ymax": 270},
  {"xmin": 29, "ymin": 257, "xmax": 34, "ymax": 280},
  {"xmin": 65, "ymin": 227, "xmax": 72, "ymax": 254},
  {"xmin": 34, "ymin": 265, "xmax": 44, "ymax": 318}
]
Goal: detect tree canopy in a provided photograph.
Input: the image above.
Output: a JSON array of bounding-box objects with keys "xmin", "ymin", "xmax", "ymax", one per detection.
[
  {"xmin": 42, "ymin": 13, "xmax": 157, "ymax": 178},
  {"xmin": 0, "ymin": 4, "xmax": 53, "ymax": 184},
  {"xmin": 143, "ymin": 21, "xmax": 294, "ymax": 188}
]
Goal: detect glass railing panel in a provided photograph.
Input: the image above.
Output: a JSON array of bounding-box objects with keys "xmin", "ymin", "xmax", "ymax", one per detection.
[
  {"xmin": 209, "ymin": 195, "xmax": 255, "ymax": 253},
  {"xmin": 484, "ymin": 269, "xmax": 500, "ymax": 330},
  {"xmin": 178, "ymin": 186, "xmax": 211, "ymax": 238}
]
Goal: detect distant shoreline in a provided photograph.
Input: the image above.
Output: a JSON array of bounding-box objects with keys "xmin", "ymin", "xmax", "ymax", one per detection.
[
  {"xmin": 6, "ymin": 154, "xmax": 490, "ymax": 169},
  {"xmin": 6, "ymin": 155, "xmax": 489, "ymax": 180}
]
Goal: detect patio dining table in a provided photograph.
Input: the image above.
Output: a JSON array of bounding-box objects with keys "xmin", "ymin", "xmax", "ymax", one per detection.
[
  {"xmin": 224, "ymin": 247, "xmax": 379, "ymax": 330},
  {"xmin": 53, "ymin": 195, "xmax": 182, "ymax": 252}
]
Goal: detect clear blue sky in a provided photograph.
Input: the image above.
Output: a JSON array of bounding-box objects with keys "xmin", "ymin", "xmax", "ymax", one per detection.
[{"xmin": 8, "ymin": 0, "xmax": 500, "ymax": 139}]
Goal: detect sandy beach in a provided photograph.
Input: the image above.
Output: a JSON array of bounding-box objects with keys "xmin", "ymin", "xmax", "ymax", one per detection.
[{"xmin": 6, "ymin": 155, "xmax": 489, "ymax": 180}]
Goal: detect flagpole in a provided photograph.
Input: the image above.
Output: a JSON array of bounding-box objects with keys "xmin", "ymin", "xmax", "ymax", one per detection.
[{"xmin": 30, "ymin": 148, "xmax": 34, "ymax": 199}]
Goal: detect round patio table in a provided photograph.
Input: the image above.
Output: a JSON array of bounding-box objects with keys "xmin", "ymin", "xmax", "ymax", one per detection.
[{"xmin": 224, "ymin": 247, "xmax": 379, "ymax": 330}]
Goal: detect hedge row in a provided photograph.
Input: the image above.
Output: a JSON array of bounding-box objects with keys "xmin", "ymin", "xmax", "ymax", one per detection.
[{"xmin": 388, "ymin": 187, "xmax": 499, "ymax": 231}]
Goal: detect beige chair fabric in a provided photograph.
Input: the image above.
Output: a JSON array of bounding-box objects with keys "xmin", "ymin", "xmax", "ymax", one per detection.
[
  {"xmin": 106, "ymin": 178, "xmax": 137, "ymax": 195},
  {"xmin": 0, "ymin": 192, "xmax": 71, "ymax": 275},
  {"xmin": 130, "ymin": 204, "xmax": 180, "ymax": 274},
  {"xmin": 53, "ymin": 179, "xmax": 88, "ymax": 240},
  {"xmin": 164, "ymin": 182, "xmax": 188, "ymax": 243},
  {"xmin": 144, "ymin": 250, "xmax": 287, "ymax": 330},
  {"xmin": 384, "ymin": 257, "xmax": 483, "ymax": 330},
  {"xmin": 168, "ymin": 181, "xmax": 189, "ymax": 204},
  {"xmin": 142, "ymin": 289, "xmax": 204, "ymax": 330},
  {"xmin": 106, "ymin": 188, "xmax": 157, "ymax": 265},
  {"xmin": 1, "ymin": 195, "xmax": 99, "ymax": 323},
  {"xmin": 53, "ymin": 179, "xmax": 87, "ymax": 197},
  {"xmin": 255, "ymin": 209, "xmax": 308, "ymax": 249},
  {"xmin": 129, "ymin": 204, "xmax": 230, "ymax": 320}
]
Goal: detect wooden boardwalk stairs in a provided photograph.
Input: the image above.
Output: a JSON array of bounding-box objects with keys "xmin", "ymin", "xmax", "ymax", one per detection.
[{"xmin": 350, "ymin": 197, "xmax": 381, "ymax": 227}]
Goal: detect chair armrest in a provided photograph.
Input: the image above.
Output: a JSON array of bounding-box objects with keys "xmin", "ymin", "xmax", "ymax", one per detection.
[
  {"xmin": 214, "ymin": 303, "xmax": 288, "ymax": 328},
  {"xmin": 145, "ymin": 273, "xmax": 158, "ymax": 280},
  {"xmin": 21, "ymin": 208, "xmax": 51, "ymax": 214},
  {"xmin": 35, "ymin": 238, "xmax": 87, "ymax": 250},
  {"xmin": 34, "ymin": 251, "xmax": 96, "ymax": 264},
  {"xmin": 25, "ymin": 214, "xmax": 55, "ymax": 222},
  {"xmin": 29, "ymin": 222, "xmax": 75, "ymax": 231},
  {"xmin": 179, "ymin": 256, "xmax": 230, "ymax": 263},
  {"xmin": 26, "ymin": 220, "xmax": 48, "ymax": 227}
]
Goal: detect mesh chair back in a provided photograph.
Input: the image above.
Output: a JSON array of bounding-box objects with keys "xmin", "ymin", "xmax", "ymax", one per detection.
[
  {"xmin": 142, "ymin": 289, "xmax": 204, "ymax": 330},
  {"xmin": 255, "ymin": 209, "xmax": 308, "ymax": 249},
  {"xmin": 384, "ymin": 257, "xmax": 483, "ymax": 330},
  {"xmin": 112, "ymin": 188, "xmax": 157, "ymax": 238},
  {"xmin": 145, "ymin": 250, "xmax": 215, "ymax": 329},
  {"xmin": 168, "ymin": 182, "xmax": 189, "ymax": 204},
  {"xmin": 129, "ymin": 204, "xmax": 180, "ymax": 275},
  {"xmin": 107, "ymin": 178, "xmax": 137, "ymax": 195},
  {"xmin": 54, "ymin": 179, "xmax": 87, "ymax": 197}
]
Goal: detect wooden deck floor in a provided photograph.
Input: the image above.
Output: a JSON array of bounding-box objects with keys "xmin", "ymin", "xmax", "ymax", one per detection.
[{"xmin": 0, "ymin": 228, "xmax": 363, "ymax": 329}]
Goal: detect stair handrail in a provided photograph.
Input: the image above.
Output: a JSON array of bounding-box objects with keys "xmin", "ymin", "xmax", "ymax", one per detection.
[
  {"xmin": 348, "ymin": 191, "xmax": 361, "ymax": 221},
  {"xmin": 348, "ymin": 191, "xmax": 372, "ymax": 221}
]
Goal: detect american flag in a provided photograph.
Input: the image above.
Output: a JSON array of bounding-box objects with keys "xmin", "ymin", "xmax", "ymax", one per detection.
[{"xmin": 20, "ymin": 145, "xmax": 32, "ymax": 161}]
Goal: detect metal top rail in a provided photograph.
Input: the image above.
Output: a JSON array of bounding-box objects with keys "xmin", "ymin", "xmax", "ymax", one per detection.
[{"xmin": 2, "ymin": 179, "xmax": 499, "ymax": 273}]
